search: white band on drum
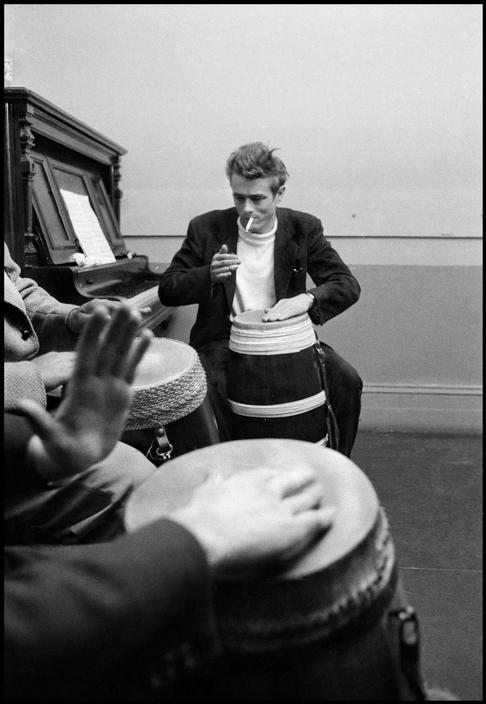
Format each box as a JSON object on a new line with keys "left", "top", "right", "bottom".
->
{"left": 227, "top": 390, "right": 326, "bottom": 418}
{"left": 229, "top": 318, "right": 316, "bottom": 355}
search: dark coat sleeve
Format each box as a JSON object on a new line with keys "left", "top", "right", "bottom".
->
{"left": 158, "top": 216, "right": 215, "bottom": 306}
{"left": 303, "top": 214, "right": 361, "bottom": 325}
{"left": 4, "top": 412, "right": 47, "bottom": 494}
{"left": 4, "top": 519, "right": 220, "bottom": 700}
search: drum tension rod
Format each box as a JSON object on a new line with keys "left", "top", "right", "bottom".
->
{"left": 147, "top": 426, "right": 174, "bottom": 464}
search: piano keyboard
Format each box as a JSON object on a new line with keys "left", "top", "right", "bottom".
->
{"left": 85, "top": 281, "right": 173, "bottom": 331}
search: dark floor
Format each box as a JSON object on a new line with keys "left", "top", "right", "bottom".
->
{"left": 351, "top": 431, "right": 483, "bottom": 702}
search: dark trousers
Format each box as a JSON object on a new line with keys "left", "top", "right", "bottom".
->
{"left": 197, "top": 339, "right": 362, "bottom": 458}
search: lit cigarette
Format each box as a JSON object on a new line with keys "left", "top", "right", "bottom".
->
{"left": 245, "top": 217, "right": 254, "bottom": 232}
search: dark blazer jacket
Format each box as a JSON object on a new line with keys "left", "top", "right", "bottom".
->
{"left": 158, "top": 207, "right": 360, "bottom": 349}
{"left": 4, "top": 411, "right": 47, "bottom": 494}
{"left": 4, "top": 413, "right": 220, "bottom": 701}
{"left": 5, "top": 523, "right": 219, "bottom": 701}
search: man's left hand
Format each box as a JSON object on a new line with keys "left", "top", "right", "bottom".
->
{"left": 66, "top": 299, "right": 122, "bottom": 334}
{"left": 262, "top": 293, "right": 313, "bottom": 322}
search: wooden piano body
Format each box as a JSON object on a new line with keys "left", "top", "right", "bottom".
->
{"left": 4, "top": 87, "right": 173, "bottom": 332}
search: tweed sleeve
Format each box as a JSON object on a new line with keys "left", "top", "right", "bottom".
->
{"left": 4, "top": 361, "right": 47, "bottom": 410}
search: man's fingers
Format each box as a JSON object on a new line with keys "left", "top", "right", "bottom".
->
{"left": 293, "top": 506, "right": 336, "bottom": 539}
{"left": 274, "top": 507, "right": 336, "bottom": 565}
{"left": 262, "top": 304, "right": 282, "bottom": 320}
{"left": 73, "top": 306, "right": 111, "bottom": 377}
{"left": 262, "top": 311, "right": 291, "bottom": 322}
{"left": 214, "top": 258, "right": 239, "bottom": 269}
{"left": 103, "top": 300, "right": 122, "bottom": 313}
{"left": 262, "top": 297, "right": 306, "bottom": 322}
{"left": 262, "top": 303, "right": 289, "bottom": 321}
{"left": 315, "top": 506, "right": 336, "bottom": 529}
{"left": 216, "top": 267, "right": 238, "bottom": 278}
{"left": 266, "top": 468, "right": 318, "bottom": 498}
{"left": 97, "top": 306, "right": 142, "bottom": 377}
{"left": 284, "top": 484, "right": 327, "bottom": 513}
{"left": 211, "top": 245, "right": 239, "bottom": 283}
{"left": 124, "top": 329, "right": 154, "bottom": 384}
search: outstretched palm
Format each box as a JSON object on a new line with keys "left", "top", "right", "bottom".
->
{"left": 17, "top": 305, "right": 152, "bottom": 480}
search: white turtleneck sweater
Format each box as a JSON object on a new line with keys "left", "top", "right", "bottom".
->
{"left": 231, "top": 217, "right": 278, "bottom": 320}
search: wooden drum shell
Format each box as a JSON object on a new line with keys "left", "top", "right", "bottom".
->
{"left": 227, "top": 312, "right": 327, "bottom": 444}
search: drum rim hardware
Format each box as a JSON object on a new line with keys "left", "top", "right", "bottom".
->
{"left": 147, "top": 426, "right": 174, "bottom": 463}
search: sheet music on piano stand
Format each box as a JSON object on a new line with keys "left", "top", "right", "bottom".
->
{"left": 60, "top": 189, "right": 116, "bottom": 265}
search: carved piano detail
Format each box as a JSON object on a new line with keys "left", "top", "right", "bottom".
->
{"left": 4, "top": 87, "right": 173, "bottom": 332}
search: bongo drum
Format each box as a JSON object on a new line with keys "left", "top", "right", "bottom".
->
{"left": 227, "top": 311, "right": 328, "bottom": 445}
{"left": 121, "top": 337, "right": 221, "bottom": 465}
{"left": 124, "top": 440, "right": 426, "bottom": 701}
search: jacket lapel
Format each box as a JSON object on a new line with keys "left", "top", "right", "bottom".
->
{"left": 274, "top": 210, "right": 299, "bottom": 300}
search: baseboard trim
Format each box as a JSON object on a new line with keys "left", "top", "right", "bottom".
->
{"left": 360, "top": 383, "right": 482, "bottom": 433}
{"left": 363, "top": 383, "right": 482, "bottom": 397}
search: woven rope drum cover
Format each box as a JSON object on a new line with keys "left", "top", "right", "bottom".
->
{"left": 125, "top": 337, "right": 207, "bottom": 430}
{"left": 121, "top": 338, "right": 220, "bottom": 464}
{"left": 227, "top": 311, "right": 328, "bottom": 443}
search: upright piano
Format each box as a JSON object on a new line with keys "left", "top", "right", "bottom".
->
{"left": 4, "top": 87, "right": 173, "bottom": 332}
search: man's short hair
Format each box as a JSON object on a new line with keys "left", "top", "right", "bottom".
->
{"left": 225, "top": 142, "right": 289, "bottom": 194}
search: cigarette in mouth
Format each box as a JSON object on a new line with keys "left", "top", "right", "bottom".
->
{"left": 245, "top": 217, "right": 254, "bottom": 232}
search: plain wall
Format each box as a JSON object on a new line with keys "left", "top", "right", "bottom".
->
{"left": 4, "top": 4, "right": 482, "bottom": 431}
{"left": 4, "top": 4, "right": 482, "bottom": 239}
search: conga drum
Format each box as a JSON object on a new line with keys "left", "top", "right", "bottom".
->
{"left": 121, "top": 337, "right": 221, "bottom": 465}
{"left": 227, "top": 311, "right": 328, "bottom": 445}
{"left": 124, "top": 439, "right": 426, "bottom": 701}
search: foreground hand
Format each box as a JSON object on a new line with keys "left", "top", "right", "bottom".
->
{"left": 66, "top": 298, "right": 124, "bottom": 334}
{"left": 171, "top": 467, "right": 335, "bottom": 577}
{"left": 32, "top": 351, "right": 77, "bottom": 391}
{"left": 262, "top": 293, "right": 313, "bottom": 322}
{"left": 17, "top": 304, "right": 153, "bottom": 481}
{"left": 210, "top": 244, "right": 240, "bottom": 283}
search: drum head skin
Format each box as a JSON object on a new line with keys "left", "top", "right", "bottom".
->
{"left": 131, "top": 337, "right": 197, "bottom": 388}
{"left": 231, "top": 309, "right": 311, "bottom": 330}
{"left": 125, "top": 439, "right": 377, "bottom": 578}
